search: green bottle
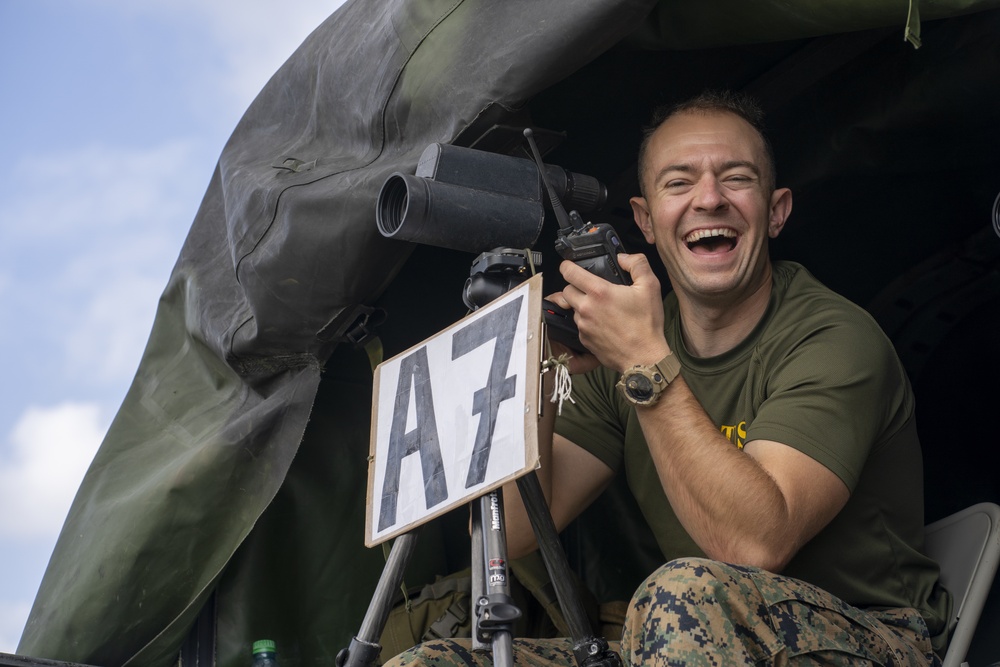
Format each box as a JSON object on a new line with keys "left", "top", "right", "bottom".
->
{"left": 251, "top": 640, "right": 278, "bottom": 667}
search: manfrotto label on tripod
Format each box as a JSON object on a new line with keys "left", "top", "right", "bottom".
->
{"left": 365, "top": 275, "right": 543, "bottom": 546}
{"left": 488, "top": 558, "right": 507, "bottom": 585}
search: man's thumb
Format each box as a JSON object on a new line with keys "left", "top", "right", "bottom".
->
{"left": 619, "top": 252, "right": 651, "bottom": 279}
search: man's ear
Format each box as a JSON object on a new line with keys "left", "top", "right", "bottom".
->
{"left": 630, "top": 196, "right": 656, "bottom": 244}
{"left": 768, "top": 187, "right": 793, "bottom": 238}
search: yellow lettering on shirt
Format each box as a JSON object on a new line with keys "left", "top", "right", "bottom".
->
{"left": 720, "top": 421, "right": 747, "bottom": 449}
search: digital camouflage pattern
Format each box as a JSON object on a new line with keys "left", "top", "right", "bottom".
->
{"left": 624, "top": 558, "right": 940, "bottom": 666}
{"left": 385, "top": 558, "right": 941, "bottom": 666}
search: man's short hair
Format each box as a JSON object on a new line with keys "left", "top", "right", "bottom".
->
{"left": 637, "top": 90, "right": 777, "bottom": 195}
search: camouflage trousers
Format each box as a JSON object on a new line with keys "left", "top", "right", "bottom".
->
{"left": 383, "top": 558, "right": 941, "bottom": 666}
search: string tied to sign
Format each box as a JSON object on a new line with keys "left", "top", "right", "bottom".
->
{"left": 541, "top": 353, "right": 574, "bottom": 415}
{"left": 521, "top": 248, "right": 575, "bottom": 414}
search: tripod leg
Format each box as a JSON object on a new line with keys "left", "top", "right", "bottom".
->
{"left": 470, "top": 499, "right": 486, "bottom": 652}
{"left": 337, "top": 530, "right": 420, "bottom": 667}
{"left": 515, "top": 472, "right": 591, "bottom": 638}
{"left": 516, "top": 472, "right": 622, "bottom": 667}
{"left": 473, "top": 489, "right": 521, "bottom": 667}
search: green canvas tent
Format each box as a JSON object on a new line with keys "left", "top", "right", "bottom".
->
{"left": 15, "top": 1, "right": 1000, "bottom": 666}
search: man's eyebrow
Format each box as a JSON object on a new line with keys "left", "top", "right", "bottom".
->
{"left": 652, "top": 160, "right": 761, "bottom": 184}
{"left": 652, "top": 164, "right": 693, "bottom": 183}
{"left": 721, "top": 160, "right": 761, "bottom": 176}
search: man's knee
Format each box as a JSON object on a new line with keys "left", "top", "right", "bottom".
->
{"left": 624, "top": 559, "right": 777, "bottom": 665}
{"left": 634, "top": 557, "right": 744, "bottom": 602}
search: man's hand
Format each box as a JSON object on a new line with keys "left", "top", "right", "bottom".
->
{"left": 552, "top": 253, "right": 669, "bottom": 372}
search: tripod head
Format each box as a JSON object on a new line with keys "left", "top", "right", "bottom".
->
{"left": 463, "top": 248, "right": 542, "bottom": 312}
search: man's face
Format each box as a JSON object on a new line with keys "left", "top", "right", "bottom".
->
{"left": 630, "top": 110, "right": 791, "bottom": 306}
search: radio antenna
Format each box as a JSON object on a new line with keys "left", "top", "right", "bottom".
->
{"left": 523, "top": 128, "right": 581, "bottom": 232}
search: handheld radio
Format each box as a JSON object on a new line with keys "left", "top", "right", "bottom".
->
{"left": 524, "top": 129, "right": 631, "bottom": 351}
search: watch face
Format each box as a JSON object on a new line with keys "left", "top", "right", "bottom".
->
{"left": 625, "top": 373, "right": 655, "bottom": 402}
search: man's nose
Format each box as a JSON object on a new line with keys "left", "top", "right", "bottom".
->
{"left": 692, "top": 176, "right": 728, "bottom": 212}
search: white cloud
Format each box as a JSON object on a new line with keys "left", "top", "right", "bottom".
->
{"left": 2, "top": 140, "right": 201, "bottom": 240}
{"left": 0, "top": 140, "right": 204, "bottom": 392}
{"left": 0, "top": 407, "right": 120, "bottom": 655}
{"left": 0, "top": 403, "right": 106, "bottom": 539}
{"left": 188, "top": 0, "right": 347, "bottom": 106}
{"left": 78, "top": 0, "right": 348, "bottom": 120}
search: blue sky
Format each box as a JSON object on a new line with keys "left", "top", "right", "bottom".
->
{"left": 0, "top": 0, "right": 344, "bottom": 652}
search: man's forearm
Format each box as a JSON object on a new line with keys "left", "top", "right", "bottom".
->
{"left": 636, "top": 375, "right": 798, "bottom": 571}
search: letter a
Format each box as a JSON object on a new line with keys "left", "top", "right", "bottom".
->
{"left": 378, "top": 347, "right": 447, "bottom": 532}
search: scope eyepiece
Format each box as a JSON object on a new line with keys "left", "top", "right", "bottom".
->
{"left": 548, "top": 168, "right": 607, "bottom": 213}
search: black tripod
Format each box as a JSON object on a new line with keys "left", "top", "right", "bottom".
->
{"left": 337, "top": 250, "right": 620, "bottom": 667}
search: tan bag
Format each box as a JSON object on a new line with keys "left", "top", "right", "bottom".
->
{"left": 378, "top": 570, "right": 474, "bottom": 664}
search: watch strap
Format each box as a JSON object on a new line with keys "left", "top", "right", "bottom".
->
{"left": 653, "top": 352, "right": 681, "bottom": 385}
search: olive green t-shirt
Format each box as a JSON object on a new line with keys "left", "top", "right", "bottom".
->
{"left": 556, "top": 261, "right": 951, "bottom": 646}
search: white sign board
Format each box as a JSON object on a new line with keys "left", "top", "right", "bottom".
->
{"left": 365, "top": 275, "right": 543, "bottom": 546}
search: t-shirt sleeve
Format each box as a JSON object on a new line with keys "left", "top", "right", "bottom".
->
{"left": 553, "top": 366, "right": 628, "bottom": 472}
{"left": 746, "top": 313, "right": 913, "bottom": 492}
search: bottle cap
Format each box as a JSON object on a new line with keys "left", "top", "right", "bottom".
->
{"left": 252, "top": 640, "right": 277, "bottom": 655}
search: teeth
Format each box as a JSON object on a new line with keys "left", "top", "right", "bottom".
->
{"left": 685, "top": 228, "right": 737, "bottom": 243}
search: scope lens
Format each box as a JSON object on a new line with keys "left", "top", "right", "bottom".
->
{"left": 376, "top": 175, "right": 409, "bottom": 237}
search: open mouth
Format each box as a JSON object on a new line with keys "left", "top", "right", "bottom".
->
{"left": 685, "top": 228, "right": 738, "bottom": 254}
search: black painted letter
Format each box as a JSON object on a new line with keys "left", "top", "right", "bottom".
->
{"left": 378, "top": 346, "right": 447, "bottom": 531}
{"left": 452, "top": 296, "right": 522, "bottom": 488}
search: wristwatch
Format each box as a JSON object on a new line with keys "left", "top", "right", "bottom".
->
{"left": 616, "top": 352, "right": 681, "bottom": 406}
